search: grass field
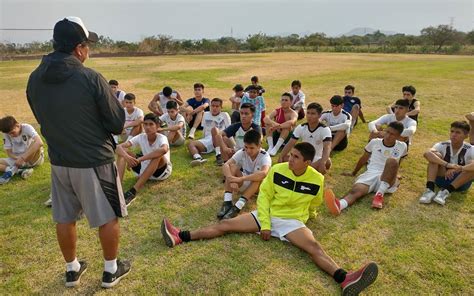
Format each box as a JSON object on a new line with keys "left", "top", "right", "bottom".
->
{"left": 0, "top": 52, "right": 473, "bottom": 295}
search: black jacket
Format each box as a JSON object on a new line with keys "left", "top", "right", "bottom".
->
{"left": 27, "top": 51, "right": 125, "bottom": 168}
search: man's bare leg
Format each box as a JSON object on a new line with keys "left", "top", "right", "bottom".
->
{"left": 56, "top": 222, "right": 77, "bottom": 262}
{"left": 350, "top": 105, "right": 360, "bottom": 129}
{"left": 379, "top": 158, "right": 399, "bottom": 186}
{"left": 190, "top": 213, "right": 259, "bottom": 240}
{"left": 130, "top": 125, "right": 143, "bottom": 137}
{"left": 331, "top": 130, "right": 347, "bottom": 150}
{"left": 98, "top": 218, "right": 120, "bottom": 260}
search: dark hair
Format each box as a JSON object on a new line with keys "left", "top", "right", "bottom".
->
{"left": 124, "top": 93, "right": 135, "bottom": 101}
{"left": 344, "top": 85, "right": 355, "bottom": 92}
{"left": 211, "top": 97, "right": 223, "bottom": 106}
{"left": 291, "top": 80, "right": 301, "bottom": 87}
{"left": 194, "top": 83, "right": 204, "bottom": 90}
{"left": 451, "top": 121, "right": 470, "bottom": 134}
{"left": 281, "top": 92, "right": 293, "bottom": 100}
{"left": 0, "top": 116, "right": 18, "bottom": 133}
{"left": 307, "top": 102, "right": 323, "bottom": 114}
{"left": 109, "top": 80, "right": 119, "bottom": 86}
{"left": 246, "top": 85, "right": 259, "bottom": 92}
{"left": 143, "top": 113, "right": 159, "bottom": 123}
{"left": 162, "top": 86, "right": 173, "bottom": 97}
{"left": 233, "top": 84, "right": 244, "bottom": 92}
{"left": 330, "top": 95, "right": 343, "bottom": 105}
{"left": 251, "top": 76, "right": 259, "bottom": 83}
{"left": 395, "top": 99, "right": 410, "bottom": 108}
{"left": 240, "top": 102, "right": 256, "bottom": 113}
{"left": 402, "top": 85, "right": 416, "bottom": 96}
{"left": 243, "top": 129, "right": 262, "bottom": 145}
{"left": 166, "top": 100, "right": 178, "bottom": 110}
{"left": 388, "top": 121, "right": 404, "bottom": 135}
{"left": 294, "top": 142, "right": 316, "bottom": 162}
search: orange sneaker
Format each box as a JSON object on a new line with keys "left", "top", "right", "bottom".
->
{"left": 371, "top": 192, "right": 384, "bottom": 209}
{"left": 324, "top": 189, "right": 341, "bottom": 216}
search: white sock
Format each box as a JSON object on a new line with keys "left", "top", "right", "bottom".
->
{"left": 189, "top": 127, "right": 196, "bottom": 135}
{"left": 339, "top": 199, "right": 348, "bottom": 210}
{"left": 215, "top": 147, "right": 221, "bottom": 156}
{"left": 267, "top": 137, "right": 274, "bottom": 150}
{"left": 126, "top": 135, "right": 132, "bottom": 142}
{"left": 224, "top": 191, "right": 233, "bottom": 202}
{"left": 66, "top": 258, "right": 80, "bottom": 272}
{"left": 104, "top": 258, "right": 118, "bottom": 274}
{"left": 7, "top": 166, "right": 18, "bottom": 175}
{"left": 193, "top": 154, "right": 201, "bottom": 160}
{"left": 235, "top": 197, "right": 247, "bottom": 210}
{"left": 273, "top": 138, "right": 285, "bottom": 151}
{"left": 377, "top": 181, "right": 390, "bottom": 195}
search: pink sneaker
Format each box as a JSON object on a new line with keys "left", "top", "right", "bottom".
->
{"left": 161, "top": 218, "right": 183, "bottom": 248}
{"left": 341, "top": 262, "right": 378, "bottom": 295}
{"left": 371, "top": 192, "right": 384, "bottom": 209}
{"left": 324, "top": 189, "right": 341, "bottom": 216}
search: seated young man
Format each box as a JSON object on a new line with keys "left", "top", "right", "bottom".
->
{"left": 109, "top": 79, "right": 126, "bottom": 107}
{"left": 278, "top": 103, "right": 332, "bottom": 175}
{"left": 212, "top": 103, "right": 262, "bottom": 166}
{"left": 241, "top": 85, "right": 266, "bottom": 126}
{"left": 325, "top": 122, "right": 407, "bottom": 213}
{"left": 159, "top": 101, "right": 186, "bottom": 147}
{"left": 320, "top": 95, "right": 352, "bottom": 152}
{"left": 0, "top": 116, "right": 44, "bottom": 184}
{"left": 342, "top": 85, "right": 366, "bottom": 129}
{"left": 217, "top": 130, "right": 271, "bottom": 220}
{"left": 244, "top": 75, "right": 265, "bottom": 96}
{"left": 386, "top": 85, "right": 420, "bottom": 122}
{"left": 188, "top": 98, "right": 231, "bottom": 166}
{"left": 369, "top": 99, "right": 417, "bottom": 147}
{"left": 116, "top": 113, "right": 172, "bottom": 205}
{"left": 179, "top": 83, "right": 210, "bottom": 139}
{"left": 289, "top": 80, "right": 306, "bottom": 120}
{"left": 229, "top": 84, "right": 245, "bottom": 123}
{"left": 161, "top": 142, "right": 379, "bottom": 295}
{"left": 115, "top": 93, "right": 143, "bottom": 143}
{"left": 466, "top": 112, "right": 474, "bottom": 145}
{"left": 264, "top": 92, "right": 298, "bottom": 156}
{"left": 148, "top": 86, "right": 183, "bottom": 116}
{"left": 419, "top": 121, "right": 473, "bottom": 205}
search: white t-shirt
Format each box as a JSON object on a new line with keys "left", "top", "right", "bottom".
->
{"left": 231, "top": 148, "right": 272, "bottom": 176}
{"left": 368, "top": 114, "right": 417, "bottom": 144}
{"left": 289, "top": 90, "right": 306, "bottom": 109}
{"left": 292, "top": 123, "right": 332, "bottom": 162}
{"left": 124, "top": 107, "right": 144, "bottom": 132}
{"left": 158, "top": 91, "right": 178, "bottom": 114}
{"left": 202, "top": 111, "right": 231, "bottom": 138}
{"left": 115, "top": 90, "right": 126, "bottom": 104}
{"left": 159, "top": 113, "right": 186, "bottom": 136}
{"left": 365, "top": 138, "right": 407, "bottom": 173}
{"left": 432, "top": 141, "right": 473, "bottom": 166}
{"left": 3, "top": 123, "right": 40, "bottom": 156}
{"left": 129, "top": 133, "right": 171, "bottom": 174}
{"left": 320, "top": 110, "right": 352, "bottom": 135}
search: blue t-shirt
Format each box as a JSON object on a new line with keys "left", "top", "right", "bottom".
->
{"left": 187, "top": 97, "right": 210, "bottom": 111}
{"left": 342, "top": 96, "right": 362, "bottom": 113}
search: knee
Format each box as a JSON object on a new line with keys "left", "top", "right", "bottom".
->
{"left": 353, "top": 104, "right": 360, "bottom": 111}
{"left": 211, "top": 127, "right": 219, "bottom": 136}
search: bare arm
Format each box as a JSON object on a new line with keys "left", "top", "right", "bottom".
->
{"left": 124, "top": 116, "right": 144, "bottom": 128}
{"left": 240, "top": 165, "right": 270, "bottom": 182}
{"left": 279, "top": 111, "right": 298, "bottom": 129}
{"left": 191, "top": 102, "right": 209, "bottom": 114}
{"left": 351, "top": 151, "right": 371, "bottom": 176}
{"left": 386, "top": 101, "right": 396, "bottom": 114}
{"left": 174, "top": 92, "right": 184, "bottom": 106}
{"left": 160, "top": 122, "right": 184, "bottom": 132}
{"left": 278, "top": 138, "right": 297, "bottom": 162}
{"left": 138, "top": 145, "right": 169, "bottom": 162}
{"left": 406, "top": 100, "right": 420, "bottom": 116}
{"left": 20, "top": 135, "right": 43, "bottom": 160}
{"left": 148, "top": 94, "right": 163, "bottom": 115}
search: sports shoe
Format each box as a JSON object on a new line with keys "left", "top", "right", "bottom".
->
{"left": 217, "top": 201, "right": 233, "bottom": 219}
{"left": 188, "top": 132, "right": 195, "bottom": 139}
{"left": 324, "top": 189, "right": 341, "bottom": 216}
{"left": 0, "top": 170, "right": 14, "bottom": 185}
{"left": 216, "top": 154, "right": 224, "bottom": 166}
{"left": 20, "top": 168, "right": 34, "bottom": 179}
{"left": 190, "top": 157, "right": 207, "bottom": 167}
{"left": 419, "top": 188, "right": 436, "bottom": 204}
{"left": 65, "top": 260, "right": 88, "bottom": 287}
{"left": 371, "top": 192, "right": 384, "bottom": 209}
{"left": 101, "top": 259, "right": 131, "bottom": 288}
{"left": 161, "top": 218, "right": 183, "bottom": 248}
{"left": 433, "top": 189, "right": 450, "bottom": 206}
{"left": 44, "top": 195, "right": 52, "bottom": 207}
{"left": 341, "top": 262, "right": 378, "bottom": 296}
{"left": 222, "top": 205, "right": 240, "bottom": 220}
{"left": 124, "top": 190, "right": 137, "bottom": 206}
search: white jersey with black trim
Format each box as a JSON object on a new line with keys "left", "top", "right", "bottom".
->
{"left": 320, "top": 110, "right": 352, "bottom": 135}
{"left": 432, "top": 141, "right": 473, "bottom": 166}
{"left": 201, "top": 111, "right": 231, "bottom": 138}
{"left": 364, "top": 138, "right": 407, "bottom": 173}
{"left": 2, "top": 123, "right": 41, "bottom": 156}
{"left": 231, "top": 148, "right": 272, "bottom": 176}
{"left": 292, "top": 123, "right": 332, "bottom": 162}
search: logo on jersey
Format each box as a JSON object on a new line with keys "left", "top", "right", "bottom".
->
{"left": 300, "top": 185, "right": 311, "bottom": 191}
{"left": 383, "top": 150, "right": 391, "bottom": 157}
{"left": 282, "top": 181, "right": 289, "bottom": 184}
{"left": 350, "top": 99, "right": 355, "bottom": 103}
{"left": 392, "top": 149, "right": 400, "bottom": 158}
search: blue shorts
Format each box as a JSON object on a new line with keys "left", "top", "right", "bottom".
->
{"left": 435, "top": 174, "right": 472, "bottom": 192}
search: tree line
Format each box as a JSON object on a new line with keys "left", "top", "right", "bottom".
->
{"left": 2, "top": 24, "right": 474, "bottom": 57}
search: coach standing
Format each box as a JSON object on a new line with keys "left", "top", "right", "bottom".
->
{"left": 26, "top": 17, "right": 130, "bottom": 288}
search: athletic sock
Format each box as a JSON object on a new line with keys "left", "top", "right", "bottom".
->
{"left": 104, "top": 258, "right": 118, "bottom": 274}
{"left": 215, "top": 147, "right": 221, "bottom": 156}
{"left": 193, "top": 154, "right": 202, "bottom": 160}
{"left": 129, "top": 187, "right": 137, "bottom": 195}
{"left": 235, "top": 196, "right": 248, "bottom": 210}
{"left": 224, "top": 191, "right": 233, "bottom": 202}
{"left": 273, "top": 137, "right": 285, "bottom": 151}
{"left": 426, "top": 181, "right": 435, "bottom": 192}
{"left": 376, "top": 181, "right": 390, "bottom": 195}
{"left": 446, "top": 184, "right": 456, "bottom": 193}
{"left": 333, "top": 268, "right": 347, "bottom": 284}
{"left": 266, "top": 136, "right": 274, "bottom": 150}
{"left": 339, "top": 199, "right": 348, "bottom": 210}
{"left": 179, "top": 230, "right": 191, "bottom": 242}
{"left": 126, "top": 135, "right": 132, "bottom": 142}
{"left": 66, "top": 258, "right": 81, "bottom": 272}
{"left": 189, "top": 127, "right": 196, "bottom": 135}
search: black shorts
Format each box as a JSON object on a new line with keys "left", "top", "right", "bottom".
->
{"left": 131, "top": 162, "right": 168, "bottom": 178}
{"left": 189, "top": 114, "right": 204, "bottom": 130}
{"left": 332, "top": 134, "right": 348, "bottom": 151}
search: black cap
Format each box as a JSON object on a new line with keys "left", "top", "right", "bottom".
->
{"left": 330, "top": 95, "right": 343, "bottom": 105}
{"left": 53, "top": 17, "right": 98, "bottom": 52}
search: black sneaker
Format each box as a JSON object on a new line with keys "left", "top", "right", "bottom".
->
{"left": 124, "top": 190, "right": 136, "bottom": 206}
{"left": 217, "top": 201, "right": 233, "bottom": 219}
{"left": 216, "top": 154, "right": 224, "bottom": 166}
{"left": 65, "top": 260, "right": 87, "bottom": 287}
{"left": 101, "top": 259, "right": 131, "bottom": 289}
{"left": 222, "top": 206, "right": 240, "bottom": 220}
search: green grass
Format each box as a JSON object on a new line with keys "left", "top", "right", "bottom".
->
{"left": 0, "top": 52, "right": 473, "bottom": 294}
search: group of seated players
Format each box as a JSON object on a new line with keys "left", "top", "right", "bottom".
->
{"left": 1, "top": 77, "right": 474, "bottom": 294}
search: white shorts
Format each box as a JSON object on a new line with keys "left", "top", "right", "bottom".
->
{"left": 198, "top": 136, "right": 215, "bottom": 153}
{"left": 239, "top": 180, "right": 251, "bottom": 193}
{"left": 355, "top": 170, "right": 400, "bottom": 194}
{"left": 251, "top": 210, "right": 307, "bottom": 242}
{"left": 1, "top": 152, "right": 44, "bottom": 168}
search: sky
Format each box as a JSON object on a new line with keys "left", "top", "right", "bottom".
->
{"left": 1, "top": 0, "right": 473, "bottom": 44}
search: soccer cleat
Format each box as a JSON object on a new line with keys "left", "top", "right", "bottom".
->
{"left": 188, "top": 133, "right": 195, "bottom": 139}
{"left": 20, "top": 168, "right": 34, "bottom": 179}
{"left": 341, "top": 262, "right": 378, "bottom": 296}
{"left": 217, "top": 201, "right": 233, "bottom": 219}
{"left": 161, "top": 218, "right": 183, "bottom": 248}
{"left": 216, "top": 154, "right": 224, "bottom": 166}
{"left": 222, "top": 206, "right": 240, "bottom": 220}
{"left": 65, "top": 260, "right": 88, "bottom": 288}
{"left": 324, "top": 189, "right": 341, "bottom": 216}
{"left": 124, "top": 190, "right": 137, "bottom": 206}
{"left": 433, "top": 189, "right": 450, "bottom": 206}
{"left": 419, "top": 188, "right": 436, "bottom": 204}
{"left": 101, "top": 259, "right": 131, "bottom": 288}
{"left": 371, "top": 192, "right": 384, "bottom": 209}
{"left": 0, "top": 171, "right": 14, "bottom": 185}
{"left": 190, "top": 158, "right": 207, "bottom": 167}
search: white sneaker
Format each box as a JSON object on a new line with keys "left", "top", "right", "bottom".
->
{"left": 433, "top": 189, "right": 450, "bottom": 205}
{"left": 44, "top": 195, "right": 52, "bottom": 207}
{"left": 419, "top": 189, "right": 436, "bottom": 204}
{"left": 190, "top": 158, "right": 207, "bottom": 167}
{"left": 188, "top": 133, "right": 195, "bottom": 139}
{"left": 20, "top": 168, "right": 34, "bottom": 179}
